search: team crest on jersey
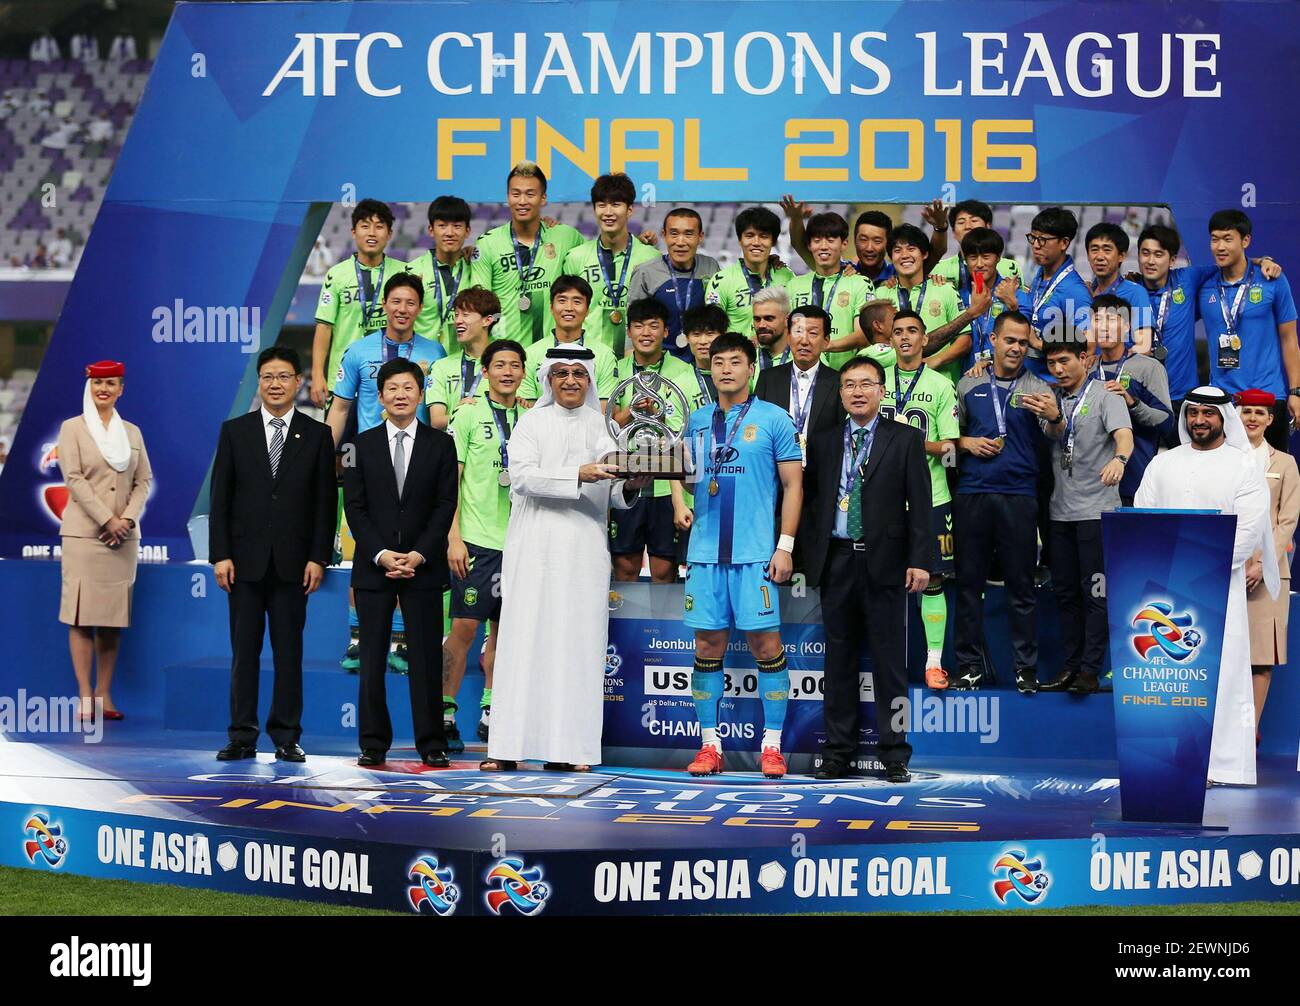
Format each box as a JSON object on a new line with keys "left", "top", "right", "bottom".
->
{"left": 545, "top": 243, "right": 556, "bottom": 259}
{"left": 929, "top": 301, "right": 942, "bottom": 317}
{"left": 1172, "top": 287, "right": 1186, "bottom": 305}
{"left": 1250, "top": 286, "right": 1263, "bottom": 303}
{"left": 743, "top": 424, "right": 758, "bottom": 442}
{"left": 837, "top": 291, "right": 850, "bottom": 308}
{"left": 464, "top": 587, "right": 479, "bottom": 607}
{"left": 684, "top": 594, "right": 694, "bottom": 611}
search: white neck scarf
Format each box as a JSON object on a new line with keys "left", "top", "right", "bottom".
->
{"left": 82, "top": 379, "right": 131, "bottom": 472}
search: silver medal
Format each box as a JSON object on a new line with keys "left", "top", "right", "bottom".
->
{"left": 518, "top": 294, "right": 531, "bottom": 312}
{"left": 498, "top": 471, "right": 511, "bottom": 487}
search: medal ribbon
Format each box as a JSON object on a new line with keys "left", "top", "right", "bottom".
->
{"left": 1217, "top": 264, "right": 1255, "bottom": 337}
{"left": 841, "top": 421, "right": 875, "bottom": 499}
{"left": 893, "top": 364, "right": 926, "bottom": 415}
{"left": 598, "top": 240, "right": 635, "bottom": 312}
{"left": 790, "top": 365, "right": 818, "bottom": 439}
{"left": 489, "top": 398, "right": 517, "bottom": 473}
{"left": 354, "top": 256, "right": 387, "bottom": 331}
{"left": 988, "top": 370, "right": 1018, "bottom": 439}
{"left": 1031, "top": 260, "right": 1076, "bottom": 327}
{"left": 512, "top": 224, "right": 543, "bottom": 304}
{"left": 709, "top": 397, "right": 755, "bottom": 475}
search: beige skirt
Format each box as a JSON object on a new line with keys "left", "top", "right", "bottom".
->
{"left": 1247, "top": 576, "right": 1290, "bottom": 666}
{"left": 59, "top": 536, "right": 139, "bottom": 628}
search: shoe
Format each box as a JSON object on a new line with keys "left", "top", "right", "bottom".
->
{"left": 444, "top": 720, "right": 464, "bottom": 754}
{"left": 884, "top": 762, "right": 911, "bottom": 783}
{"left": 1038, "top": 669, "right": 1077, "bottom": 692}
{"left": 275, "top": 743, "right": 306, "bottom": 763}
{"left": 101, "top": 709, "right": 125, "bottom": 721}
{"left": 388, "top": 643, "right": 409, "bottom": 674}
{"left": 357, "top": 749, "right": 386, "bottom": 767}
{"left": 760, "top": 747, "right": 787, "bottom": 779}
{"left": 925, "top": 665, "right": 949, "bottom": 690}
{"left": 1098, "top": 670, "right": 1114, "bottom": 693}
{"left": 1015, "top": 667, "right": 1039, "bottom": 694}
{"left": 216, "top": 741, "right": 256, "bottom": 761}
{"left": 1034, "top": 565, "right": 1052, "bottom": 589}
{"left": 949, "top": 667, "right": 982, "bottom": 690}
{"left": 1068, "top": 673, "right": 1100, "bottom": 695}
{"left": 686, "top": 744, "right": 723, "bottom": 776}
{"left": 341, "top": 640, "right": 360, "bottom": 672}
{"left": 421, "top": 752, "right": 450, "bottom": 768}
{"left": 815, "top": 759, "right": 849, "bottom": 780}
{"left": 477, "top": 709, "right": 490, "bottom": 743}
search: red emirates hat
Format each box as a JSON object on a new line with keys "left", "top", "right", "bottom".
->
{"left": 85, "top": 360, "right": 125, "bottom": 378}
{"left": 1234, "top": 388, "right": 1275, "bottom": 407}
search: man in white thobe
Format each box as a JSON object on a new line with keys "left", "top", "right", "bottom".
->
{"left": 1135, "top": 386, "right": 1279, "bottom": 785}
{"left": 483, "top": 347, "right": 648, "bottom": 771}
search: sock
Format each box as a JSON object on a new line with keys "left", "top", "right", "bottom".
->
{"left": 921, "top": 588, "right": 947, "bottom": 663}
{"left": 756, "top": 653, "right": 790, "bottom": 738}
{"left": 442, "top": 696, "right": 457, "bottom": 724}
{"left": 762, "top": 728, "right": 783, "bottom": 751}
{"left": 701, "top": 727, "right": 720, "bottom": 750}
{"left": 479, "top": 687, "right": 493, "bottom": 709}
{"left": 691, "top": 656, "right": 724, "bottom": 739}
{"left": 348, "top": 608, "right": 359, "bottom": 633}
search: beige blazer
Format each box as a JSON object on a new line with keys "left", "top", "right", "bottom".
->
{"left": 56, "top": 416, "right": 153, "bottom": 539}
{"left": 1252, "top": 444, "right": 1300, "bottom": 577}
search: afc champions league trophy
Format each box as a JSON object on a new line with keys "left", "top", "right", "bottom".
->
{"left": 603, "top": 369, "right": 693, "bottom": 480}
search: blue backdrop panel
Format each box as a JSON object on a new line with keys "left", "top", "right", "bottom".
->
{"left": 4, "top": 1, "right": 1300, "bottom": 558}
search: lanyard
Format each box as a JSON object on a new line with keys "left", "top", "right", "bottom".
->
{"left": 961, "top": 281, "right": 997, "bottom": 358}
{"left": 1099, "top": 353, "right": 1129, "bottom": 383}
{"left": 1216, "top": 265, "right": 1255, "bottom": 337}
{"left": 694, "top": 367, "right": 714, "bottom": 405}
{"left": 381, "top": 333, "right": 412, "bottom": 364}
{"left": 1152, "top": 286, "right": 1171, "bottom": 341}
{"left": 988, "top": 371, "right": 1018, "bottom": 438}
{"left": 1091, "top": 274, "right": 1121, "bottom": 298}
{"left": 742, "top": 263, "right": 771, "bottom": 297}
{"left": 813, "top": 265, "right": 846, "bottom": 309}
{"left": 354, "top": 256, "right": 386, "bottom": 330}
{"left": 666, "top": 255, "right": 696, "bottom": 317}
{"left": 511, "top": 224, "right": 542, "bottom": 296}
{"left": 1031, "top": 260, "right": 1076, "bottom": 327}
{"left": 898, "top": 279, "right": 928, "bottom": 314}
{"left": 1063, "top": 381, "right": 1093, "bottom": 458}
{"left": 489, "top": 399, "right": 517, "bottom": 470}
{"left": 841, "top": 421, "right": 876, "bottom": 499}
{"left": 597, "top": 240, "right": 634, "bottom": 309}
{"left": 790, "top": 365, "right": 817, "bottom": 436}
{"left": 460, "top": 352, "right": 482, "bottom": 398}
{"left": 431, "top": 258, "right": 464, "bottom": 325}
{"left": 760, "top": 347, "right": 791, "bottom": 371}
{"left": 893, "top": 364, "right": 925, "bottom": 415}
{"left": 710, "top": 398, "right": 755, "bottom": 470}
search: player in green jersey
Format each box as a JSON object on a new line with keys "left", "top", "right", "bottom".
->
{"left": 518, "top": 275, "right": 620, "bottom": 405}
{"left": 881, "top": 309, "right": 961, "bottom": 691}
{"left": 561, "top": 172, "right": 660, "bottom": 358}
{"left": 781, "top": 195, "right": 950, "bottom": 285}
{"left": 856, "top": 300, "right": 899, "bottom": 371}
{"left": 929, "top": 199, "right": 1023, "bottom": 293}
{"left": 407, "top": 195, "right": 480, "bottom": 353}
{"left": 784, "top": 212, "right": 873, "bottom": 370}
{"left": 704, "top": 206, "right": 794, "bottom": 340}
{"left": 312, "top": 199, "right": 407, "bottom": 406}
{"left": 472, "top": 161, "right": 585, "bottom": 347}
{"left": 443, "top": 339, "right": 527, "bottom": 752}
{"left": 608, "top": 299, "right": 698, "bottom": 584}
{"left": 426, "top": 287, "right": 500, "bottom": 430}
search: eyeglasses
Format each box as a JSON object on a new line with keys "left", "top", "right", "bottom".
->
{"left": 550, "top": 369, "right": 590, "bottom": 381}
{"left": 1025, "top": 233, "right": 1062, "bottom": 248}
{"left": 259, "top": 373, "right": 297, "bottom": 385}
{"left": 841, "top": 380, "right": 884, "bottom": 391}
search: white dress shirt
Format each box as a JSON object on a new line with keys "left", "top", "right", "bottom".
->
{"left": 790, "top": 361, "right": 817, "bottom": 422}
{"left": 260, "top": 405, "right": 295, "bottom": 451}
{"left": 375, "top": 419, "right": 423, "bottom": 567}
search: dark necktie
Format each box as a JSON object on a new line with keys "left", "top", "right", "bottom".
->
{"left": 847, "top": 428, "right": 867, "bottom": 540}
{"left": 268, "top": 417, "right": 285, "bottom": 479}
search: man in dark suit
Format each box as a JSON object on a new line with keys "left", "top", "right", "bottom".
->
{"left": 210, "top": 347, "right": 336, "bottom": 763}
{"left": 754, "top": 304, "right": 845, "bottom": 456}
{"left": 343, "top": 357, "right": 458, "bottom": 768}
{"left": 799, "top": 355, "right": 933, "bottom": 782}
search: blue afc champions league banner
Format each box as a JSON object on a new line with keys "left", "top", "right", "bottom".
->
{"left": 4, "top": 0, "right": 1300, "bottom": 557}
{"left": 1102, "top": 510, "right": 1236, "bottom": 825}
{"left": 603, "top": 583, "right": 880, "bottom": 771}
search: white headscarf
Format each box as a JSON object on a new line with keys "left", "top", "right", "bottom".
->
{"left": 534, "top": 350, "right": 601, "bottom": 413}
{"left": 1179, "top": 386, "right": 1279, "bottom": 597}
{"left": 82, "top": 378, "right": 131, "bottom": 472}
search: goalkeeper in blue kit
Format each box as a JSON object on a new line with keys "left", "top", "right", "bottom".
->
{"left": 671, "top": 333, "right": 804, "bottom": 778}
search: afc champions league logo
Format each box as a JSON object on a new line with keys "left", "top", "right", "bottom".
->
{"left": 24, "top": 811, "right": 68, "bottom": 869}
{"left": 605, "top": 643, "right": 623, "bottom": 677}
{"left": 992, "top": 849, "right": 1050, "bottom": 905}
{"left": 407, "top": 855, "right": 460, "bottom": 915}
{"left": 484, "top": 857, "right": 551, "bottom": 915}
{"left": 1131, "top": 601, "right": 1203, "bottom": 663}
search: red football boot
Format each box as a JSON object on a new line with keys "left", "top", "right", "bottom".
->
{"left": 760, "top": 747, "right": 787, "bottom": 779}
{"left": 687, "top": 745, "right": 724, "bottom": 776}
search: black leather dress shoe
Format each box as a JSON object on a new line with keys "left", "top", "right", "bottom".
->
{"left": 1068, "top": 673, "right": 1100, "bottom": 695}
{"left": 1015, "top": 667, "right": 1039, "bottom": 694}
{"left": 1037, "top": 669, "right": 1077, "bottom": 692}
{"left": 216, "top": 741, "right": 256, "bottom": 761}
{"left": 421, "top": 752, "right": 450, "bottom": 768}
{"left": 357, "top": 749, "right": 386, "bottom": 767}
{"left": 275, "top": 743, "right": 306, "bottom": 763}
{"left": 815, "top": 760, "right": 849, "bottom": 780}
{"left": 884, "top": 762, "right": 911, "bottom": 783}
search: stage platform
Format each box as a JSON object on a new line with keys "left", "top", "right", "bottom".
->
{"left": 4, "top": 729, "right": 1300, "bottom": 915}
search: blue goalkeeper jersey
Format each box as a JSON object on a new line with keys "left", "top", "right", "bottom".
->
{"left": 685, "top": 396, "right": 801, "bottom": 566}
